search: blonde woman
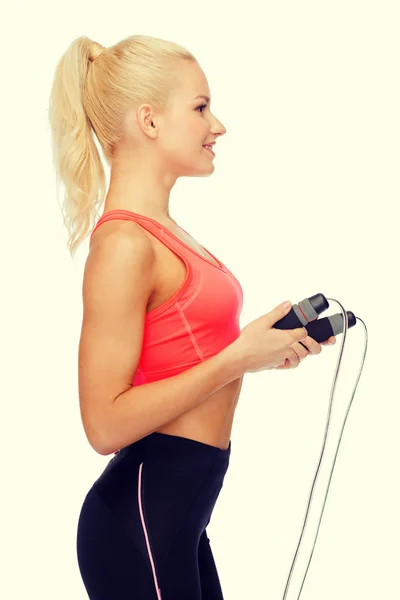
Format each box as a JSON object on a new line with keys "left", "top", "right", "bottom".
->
{"left": 48, "top": 34, "right": 335, "bottom": 599}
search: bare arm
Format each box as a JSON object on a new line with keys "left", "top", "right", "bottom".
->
{"left": 78, "top": 223, "right": 245, "bottom": 456}
{"left": 98, "top": 343, "right": 243, "bottom": 455}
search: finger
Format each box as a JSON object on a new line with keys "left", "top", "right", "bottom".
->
{"left": 293, "top": 342, "right": 310, "bottom": 362}
{"left": 276, "top": 358, "right": 292, "bottom": 370}
{"left": 299, "top": 336, "right": 322, "bottom": 355}
{"left": 275, "top": 361, "right": 288, "bottom": 370}
{"left": 287, "top": 349, "right": 301, "bottom": 369}
{"left": 321, "top": 336, "right": 337, "bottom": 346}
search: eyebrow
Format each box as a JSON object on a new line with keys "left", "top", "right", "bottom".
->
{"left": 194, "top": 95, "right": 211, "bottom": 103}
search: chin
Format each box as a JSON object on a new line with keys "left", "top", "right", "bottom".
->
{"left": 196, "top": 164, "right": 215, "bottom": 177}
{"left": 181, "top": 161, "right": 215, "bottom": 177}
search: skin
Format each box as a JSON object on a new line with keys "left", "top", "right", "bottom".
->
{"left": 104, "top": 60, "right": 225, "bottom": 222}
{"left": 103, "top": 59, "right": 336, "bottom": 366}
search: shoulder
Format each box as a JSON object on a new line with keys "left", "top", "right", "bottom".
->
{"left": 86, "top": 218, "right": 157, "bottom": 284}
{"left": 89, "top": 217, "right": 155, "bottom": 258}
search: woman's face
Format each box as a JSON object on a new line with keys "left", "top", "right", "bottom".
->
{"left": 158, "top": 61, "right": 227, "bottom": 176}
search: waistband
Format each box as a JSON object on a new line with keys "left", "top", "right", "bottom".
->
{"left": 118, "top": 432, "right": 231, "bottom": 480}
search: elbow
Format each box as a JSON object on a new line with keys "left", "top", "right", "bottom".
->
{"left": 81, "top": 404, "right": 120, "bottom": 455}
{"left": 87, "top": 433, "right": 109, "bottom": 456}
{"left": 89, "top": 429, "right": 116, "bottom": 456}
{"left": 89, "top": 427, "right": 128, "bottom": 456}
{"left": 97, "top": 441, "right": 119, "bottom": 456}
{"left": 82, "top": 403, "right": 139, "bottom": 456}
{"left": 89, "top": 437, "right": 116, "bottom": 456}
{"left": 83, "top": 422, "right": 113, "bottom": 456}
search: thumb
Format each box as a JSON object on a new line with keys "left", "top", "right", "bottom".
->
{"left": 266, "top": 300, "right": 294, "bottom": 326}
{"left": 266, "top": 301, "right": 308, "bottom": 338}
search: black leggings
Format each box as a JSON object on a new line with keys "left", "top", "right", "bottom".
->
{"left": 76, "top": 431, "right": 231, "bottom": 599}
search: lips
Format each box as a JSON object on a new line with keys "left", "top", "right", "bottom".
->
{"left": 203, "top": 145, "right": 215, "bottom": 155}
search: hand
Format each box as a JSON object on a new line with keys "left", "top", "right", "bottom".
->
{"left": 276, "top": 335, "right": 337, "bottom": 370}
{"left": 232, "top": 301, "right": 310, "bottom": 374}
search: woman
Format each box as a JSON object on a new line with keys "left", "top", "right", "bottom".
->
{"left": 48, "top": 34, "right": 335, "bottom": 599}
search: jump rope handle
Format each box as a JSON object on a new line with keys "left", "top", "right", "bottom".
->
{"left": 273, "top": 292, "right": 357, "bottom": 344}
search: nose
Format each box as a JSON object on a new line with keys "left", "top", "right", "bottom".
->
{"left": 210, "top": 115, "right": 227, "bottom": 138}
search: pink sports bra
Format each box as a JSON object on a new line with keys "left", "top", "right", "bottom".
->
{"left": 90, "top": 209, "right": 244, "bottom": 386}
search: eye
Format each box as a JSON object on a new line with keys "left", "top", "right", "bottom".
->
{"left": 196, "top": 103, "right": 208, "bottom": 113}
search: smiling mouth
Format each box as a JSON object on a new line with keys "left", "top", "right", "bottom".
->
{"left": 203, "top": 146, "right": 215, "bottom": 156}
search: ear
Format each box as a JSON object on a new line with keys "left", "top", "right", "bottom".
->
{"left": 136, "top": 103, "right": 160, "bottom": 139}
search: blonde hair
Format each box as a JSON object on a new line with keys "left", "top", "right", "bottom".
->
{"left": 47, "top": 35, "right": 196, "bottom": 258}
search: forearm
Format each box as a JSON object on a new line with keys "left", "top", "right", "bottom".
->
{"left": 95, "top": 343, "right": 245, "bottom": 455}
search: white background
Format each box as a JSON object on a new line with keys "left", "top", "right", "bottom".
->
{"left": 1, "top": 0, "right": 399, "bottom": 598}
